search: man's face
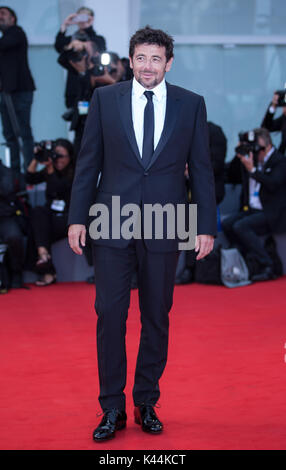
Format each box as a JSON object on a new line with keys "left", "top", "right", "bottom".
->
{"left": 257, "top": 137, "right": 270, "bottom": 163}
{"left": 0, "top": 8, "right": 15, "bottom": 29}
{"left": 129, "top": 43, "right": 173, "bottom": 89}
{"left": 54, "top": 146, "right": 71, "bottom": 171}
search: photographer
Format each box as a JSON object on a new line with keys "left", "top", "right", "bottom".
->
{"left": 0, "top": 159, "right": 27, "bottom": 289}
{"left": 261, "top": 90, "right": 286, "bottom": 155}
{"left": 0, "top": 6, "right": 35, "bottom": 178}
{"left": 208, "top": 121, "right": 227, "bottom": 205}
{"left": 54, "top": 6, "right": 106, "bottom": 110}
{"left": 26, "top": 139, "right": 74, "bottom": 286}
{"left": 222, "top": 128, "right": 286, "bottom": 281}
{"left": 59, "top": 43, "right": 131, "bottom": 157}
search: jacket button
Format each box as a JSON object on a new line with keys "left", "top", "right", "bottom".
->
{"left": 144, "top": 171, "right": 149, "bottom": 176}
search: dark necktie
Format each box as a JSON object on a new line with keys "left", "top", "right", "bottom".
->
{"left": 142, "top": 90, "right": 154, "bottom": 169}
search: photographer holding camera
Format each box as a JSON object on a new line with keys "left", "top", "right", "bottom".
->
{"left": 222, "top": 128, "right": 286, "bottom": 281}
{"left": 55, "top": 6, "right": 106, "bottom": 111}
{"left": 0, "top": 6, "right": 35, "bottom": 179}
{"left": 261, "top": 90, "right": 286, "bottom": 155}
{"left": 26, "top": 139, "right": 74, "bottom": 286}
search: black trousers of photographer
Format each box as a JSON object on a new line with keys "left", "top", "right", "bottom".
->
{"left": 0, "top": 92, "right": 34, "bottom": 176}
{"left": 31, "top": 206, "right": 68, "bottom": 252}
{"left": 221, "top": 208, "right": 273, "bottom": 267}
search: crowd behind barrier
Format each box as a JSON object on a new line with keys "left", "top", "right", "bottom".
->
{"left": 1, "top": 5, "right": 286, "bottom": 294}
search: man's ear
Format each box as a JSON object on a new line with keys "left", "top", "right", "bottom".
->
{"left": 129, "top": 56, "right": 133, "bottom": 70}
{"left": 165, "top": 57, "right": 174, "bottom": 73}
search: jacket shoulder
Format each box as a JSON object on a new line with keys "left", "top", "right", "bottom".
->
{"left": 11, "top": 25, "right": 26, "bottom": 37}
{"left": 96, "top": 80, "right": 132, "bottom": 97}
{"left": 271, "top": 149, "right": 286, "bottom": 164}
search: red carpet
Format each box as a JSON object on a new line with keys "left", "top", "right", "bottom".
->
{"left": 1, "top": 278, "right": 286, "bottom": 450}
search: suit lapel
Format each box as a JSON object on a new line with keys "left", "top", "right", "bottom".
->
{"left": 117, "top": 80, "right": 181, "bottom": 170}
{"left": 263, "top": 149, "right": 277, "bottom": 172}
{"left": 146, "top": 81, "right": 181, "bottom": 170}
{"left": 117, "top": 80, "right": 143, "bottom": 167}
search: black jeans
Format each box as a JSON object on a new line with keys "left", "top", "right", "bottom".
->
{"left": 31, "top": 206, "right": 68, "bottom": 251}
{"left": 222, "top": 209, "right": 273, "bottom": 267}
{"left": 0, "top": 91, "right": 34, "bottom": 176}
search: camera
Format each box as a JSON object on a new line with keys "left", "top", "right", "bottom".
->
{"left": 34, "top": 141, "right": 62, "bottom": 163}
{"left": 90, "top": 53, "right": 114, "bottom": 77}
{"left": 274, "top": 89, "right": 286, "bottom": 107}
{"left": 235, "top": 130, "right": 265, "bottom": 162}
{"left": 65, "top": 46, "right": 88, "bottom": 63}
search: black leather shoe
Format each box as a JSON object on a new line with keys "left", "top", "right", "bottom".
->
{"left": 93, "top": 408, "right": 127, "bottom": 442}
{"left": 134, "top": 405, "right": 163, "bottom": 434}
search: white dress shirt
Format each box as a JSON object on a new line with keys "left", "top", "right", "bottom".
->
{"left": 249, "top": 146, "right": 275, "bottom": 210}
{"left": 131, "top": 77, "right": 167, "bottom": 157}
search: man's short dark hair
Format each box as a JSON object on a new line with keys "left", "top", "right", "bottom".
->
{"left": 254, "top": 128, "right": 273, "bottom": 147}
{"left": 0, "top": 6, "right": 17, "bottom": 24}
{"left": 129, "top": 25, "right": 174, "bottom": 62}
{"left": 77, "top": 6, "right": 94, "bottom": 17}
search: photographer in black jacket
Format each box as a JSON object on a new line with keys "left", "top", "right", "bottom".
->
{"left": 222, "top": 128, "right": 286, "bottom": 281}
{"left": 208, "top": 121, "right": 227, "bottom": 205}
{"left": 261, "top": 90, "right": 286, "bottom": 155}
{"left": 0, "top": 6, "right": 35, "bottom": 178}
{"left": 26, "top": 139, "right": 74, "bottom": 286}
{"left": 54, "top": 6, "right": 106, "bottom": 110}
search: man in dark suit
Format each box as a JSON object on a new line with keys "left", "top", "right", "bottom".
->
{"left": 0, "top": 6, "right": 35, "bottom": 177}
{"left": 261, "top": 91, "right": 286, "bottom": 155}
{"left": 68, "top": 26, "right": 217, "bottom": 441}
{"left": 208, "top": 121, "right": 227, "bottom": 205}
{"left": 223, "top": 127, "right": 286, "bottom": 281}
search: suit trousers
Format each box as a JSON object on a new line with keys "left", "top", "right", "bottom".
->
{"left": 92, "top": 238, "right": 179, "bottom": 412}
{"left": 221, "top": 209, "right": 273, "bottom": 267}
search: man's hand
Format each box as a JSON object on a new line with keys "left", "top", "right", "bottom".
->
{"left": 69, "top": 57, "right": 87, "bottom": 74}
{"left": 68, "top": 224, "right": 86, "bottom": 255}
{"left": 66, "top": 39, "right": 86, "bottom": 52}
{"left": 90, "top": 67, "right": 116, "bottom": 87}
{"left": 195, "top": 235, "right": 214, "bottom": 260}
{"left": 60, "top": 13, "right": 77, "bottom": 32}
{"left": 237, "top": 151, "right": 254, "bottom": 172}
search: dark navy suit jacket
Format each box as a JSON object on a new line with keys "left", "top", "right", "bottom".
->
{"left": 68, "top": 79, "right": 217, "bottom": 251}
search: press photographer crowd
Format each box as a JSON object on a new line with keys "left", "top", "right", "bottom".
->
{"left": 1, "top": 5, "right": 286, "bottom": 293}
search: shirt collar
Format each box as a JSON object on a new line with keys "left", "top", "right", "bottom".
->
{"left": 264, "top": 146, "right": 275, "bottom": 164}
{"left": 132, "top": 77, "right": 166, "bottom": 102}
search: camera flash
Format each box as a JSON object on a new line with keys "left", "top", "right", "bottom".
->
{"left": 101, "top": 53, "right": 111, "bottom": 66}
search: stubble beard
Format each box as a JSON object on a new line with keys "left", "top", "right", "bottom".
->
{"left": 138, "top": 76, "right": 159, "bottom": 90}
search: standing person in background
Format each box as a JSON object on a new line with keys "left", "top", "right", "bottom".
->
{"left": 208, "top": 121, "right": 227, "bottom": 206}
{"left": 0, "top": 6, "right": 35, "bottom": 180}
{"left": 54, "top": 6, "right": 106, "bottom": 111}
{"left": 261, "top": 91, "right": 286, "bottom": 155}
